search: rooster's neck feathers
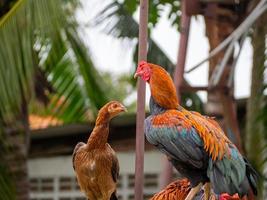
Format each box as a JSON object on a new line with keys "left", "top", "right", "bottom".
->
{"left": 149, "top": 97, "right": 166, "bottom": 115}
{"left": 149, "top": 64, "right": 179, "bottom": 109}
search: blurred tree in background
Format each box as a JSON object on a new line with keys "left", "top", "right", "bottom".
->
{"left": 245, "top": 2, "right": 267, "bottom": 197}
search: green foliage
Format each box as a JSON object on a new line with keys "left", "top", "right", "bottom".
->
{"left": 95, "top": 0, "right": 181, "bottom": 37}
{"left": 0, "top": 127, "right": 16, "bottom": 200}
{"left": 0, "top": 163, "right": 16, "bottom": 200}
{"left": 0, "top": 0, "right": 19, "bottom": 18}
{"left": 258, "top": 67, "right": 267, "bottom": 171}
{"left": 100, "top": 0, "right": 181, "bottom": 29}
{"left": 0, "top": 0, "right": 35, "bottom": 126}
{"left": 0, "top": 0, "right": 112, "bottom": 125}
{"left": 36, "top": 27, "right": 111, "bottom": 122}
{"left": 245, "top": 13, "right": 267, "bottom": 198}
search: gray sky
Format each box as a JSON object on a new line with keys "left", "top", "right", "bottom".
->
{"left": 76, "top": 0, "right": 252, "bottom": 103}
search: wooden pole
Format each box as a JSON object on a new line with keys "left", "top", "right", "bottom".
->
{"left": 160, "top": 0, "right": 191, "bottom": 188}
{"left": 174, "top": 0, "right": 191, "bottom": 93}
{"left": 134, "top": 0, "right": 148, "bottom": 199}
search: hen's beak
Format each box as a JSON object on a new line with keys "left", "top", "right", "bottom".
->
{"left": 120, "top": 105, "right": 127, "bottom": 112}
{"left": 134, "top": 72, "right": 139, "bottom": 79}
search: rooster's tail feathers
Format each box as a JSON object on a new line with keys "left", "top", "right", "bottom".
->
{"left": 244, "top": 157, "right": 258, "bottom": 196}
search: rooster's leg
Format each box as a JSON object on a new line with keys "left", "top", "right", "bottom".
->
{"left": 203, "top": 182, "right": 211, "bottom": 200}
{"left": 185, "top": 182, "right": 202, "bottom": 200}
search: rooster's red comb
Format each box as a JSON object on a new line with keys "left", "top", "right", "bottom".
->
{"left": 138, "top": 60, "right": 148, "bottom": 68}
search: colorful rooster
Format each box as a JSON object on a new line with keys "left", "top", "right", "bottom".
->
{"left": 150, "top": 178, "right": 241, "bottom": 200}
{"left": 134, "top": 62, "right": 258, "bottom": 200}
{"left": 72, "top": 101, "right": 127, "bottom": 200}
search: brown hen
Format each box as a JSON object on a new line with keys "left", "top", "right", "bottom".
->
{"left": 72, "top": 101, "right": 127, "bottom": 200}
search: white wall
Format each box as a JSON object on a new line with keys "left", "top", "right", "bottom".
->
{"left": 28, "top": 150, "right": 166, "bottom": 200}
{"left": 28, "top": 150, "right": 164, "bottom": 176}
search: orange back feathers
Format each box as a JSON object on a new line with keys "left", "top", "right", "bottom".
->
{"left": 182, "top": 108, "right": 231, "bottom": 160}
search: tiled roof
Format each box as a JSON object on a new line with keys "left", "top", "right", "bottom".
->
{"left": 29, "top": 114, "right": 63, "bottom": 130}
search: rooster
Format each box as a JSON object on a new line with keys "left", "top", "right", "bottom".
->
{"left": 72, "top": 101, "right": 127, "bottom": 200}
{"left": 150, "top": 178, "right": 241, "bottom": 200}
{"left": 134, "top": 61, "right": 258, "bottom": 200}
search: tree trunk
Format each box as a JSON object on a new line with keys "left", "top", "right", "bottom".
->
{"left": 3, "top": 100, "right": 30, "bottom": 200}
{"left": 5, "top": 131, "right": 30, "bottom": 200}
{"left": 245, "top": 7, "right": 267, "bottom": 197}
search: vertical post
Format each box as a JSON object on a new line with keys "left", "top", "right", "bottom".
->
{"left": 174, "top": 0, "right": 191, "bottom": 93}
{"left": 160, "top": 0, "right": 191, "bottom": 188}
{"left": 134, "top": 0, "right": 148, "bottom": 199}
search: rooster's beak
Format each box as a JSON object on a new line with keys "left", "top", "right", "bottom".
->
{"left": 134, "top": 72, "right": 139, "bottom": 79}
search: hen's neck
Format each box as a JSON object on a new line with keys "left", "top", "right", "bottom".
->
{"left": 149, "top": 97, "right": 166, "bottom": 115}
{"left": 87, "top": 110, "right": 110, "bottom": 149}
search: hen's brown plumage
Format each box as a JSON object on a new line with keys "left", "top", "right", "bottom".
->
{"left": 72, "top": 101, "right": 126, "bottom": 200}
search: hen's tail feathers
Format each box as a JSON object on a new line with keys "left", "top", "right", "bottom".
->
{"left": 244, "top": 157, "right": 259, "bottom": 196}
{"left": 72, "top": 142, "right": 85, "bottom": 170}
{"left": 110, "top": 192, "right": 118, "bottom": 200}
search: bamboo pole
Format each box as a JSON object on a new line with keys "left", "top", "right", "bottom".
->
{"left": 134, "top": 0, "right": 148, "bottom": 199}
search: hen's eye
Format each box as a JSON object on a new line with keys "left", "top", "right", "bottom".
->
{"left": 113, "top": 104, "right": 118, "bottom": 108}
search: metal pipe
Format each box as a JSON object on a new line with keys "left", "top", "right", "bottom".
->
{"left": 160, "top": 0, "right": 191, "bottom": 188}
{"left": 134, "top": 0, "right": 148, "bottom": 199}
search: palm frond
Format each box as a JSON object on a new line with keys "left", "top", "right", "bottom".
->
{"left": 36, "top": 26, "right": 111, "bottom": 122}
{"left": 94, "top": 0, "right": 181, "bottom": 35}
{"left": 66, "top": 28, "right": 109, "bottom": 110}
